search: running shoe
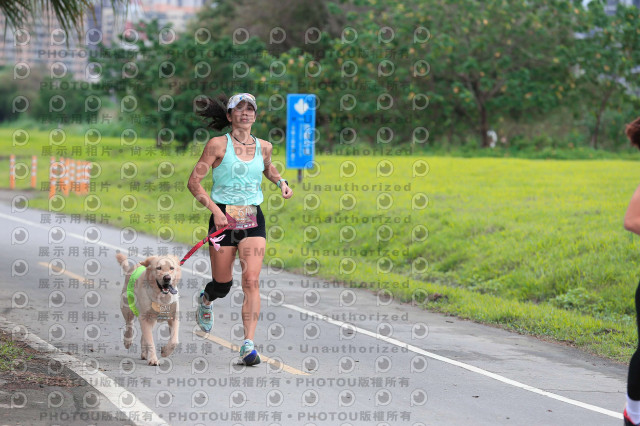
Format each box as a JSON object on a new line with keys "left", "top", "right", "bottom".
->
{"left": 196, "top": 291, "right": 213, "bottom": 333}
{"left": 239, "top": 339, "right": 261, "bottom": 366}
{"left": 625, "top": 408, "right": 639, "bottom": 426}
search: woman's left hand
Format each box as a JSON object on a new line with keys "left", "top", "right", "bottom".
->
{"left": 281, "top": 183, "right": 293, "bottom": 199}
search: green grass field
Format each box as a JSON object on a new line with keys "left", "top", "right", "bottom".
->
{"left": 3, "top": 128, "right": 640, "bottom": 362}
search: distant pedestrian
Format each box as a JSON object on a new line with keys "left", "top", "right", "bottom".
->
{"left": 622, "top": 116, "right": 640, "bottom": 425}
{"left": 187, "top": 93, "right": 293, "bottom": 365}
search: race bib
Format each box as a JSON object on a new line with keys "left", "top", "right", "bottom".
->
{"left": 225, "top": 205, "right": 258, "bottom": 230}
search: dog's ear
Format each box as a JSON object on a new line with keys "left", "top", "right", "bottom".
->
{"left": 140, "top": 256, "right": 157, "bottom": 268}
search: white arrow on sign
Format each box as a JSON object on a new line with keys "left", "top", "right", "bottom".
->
{"left": 294, "top": 99, "right": 309, "bottom": 115}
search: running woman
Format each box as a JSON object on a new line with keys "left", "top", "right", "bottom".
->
{"left": 623, "top": 116, "right": 640, "bottom": 425}
{"left": 187, "top": 93, "right": 293, "bottom": 365}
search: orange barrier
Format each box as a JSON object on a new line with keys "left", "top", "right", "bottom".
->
{"left": 10, "top": 155, "right": 38, "bottom": 189}
{"left": 10, "top": 155, "right": 90, "bottom": 198}
{"left": 9, "top": 155, "right": 15, "bottom": 190}
{"left": 49, "top": 157, "right": 92, "bottom": 198}
{"left": 85, "top": 162, "right": 92, "bottom": 194}
{"left": 49, "top": 156, "right": 57, "bottom": 199}
{"left": 62, "top": 157, "right": 71, "bottom": 197}
{"left": 30, "top": 156, "right": 36, "bottom": 189}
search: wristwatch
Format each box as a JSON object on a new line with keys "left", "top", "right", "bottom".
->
{"left": 277, "top": 178, "right": 288, "bottom": 188}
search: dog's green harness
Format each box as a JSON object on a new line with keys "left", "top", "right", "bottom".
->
{"left": 127, "top": 266, "right": 146, "bottom": 317}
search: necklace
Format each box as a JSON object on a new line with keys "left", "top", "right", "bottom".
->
{"left": 231, "top": 132, "right": 255, "bottom": 146}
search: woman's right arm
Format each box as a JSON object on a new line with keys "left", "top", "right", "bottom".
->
{"left": 624, "top": 184, "right": 640, "bottom": 236}
{"left": 187, "top": 138, "right": 225, "bottom": 223}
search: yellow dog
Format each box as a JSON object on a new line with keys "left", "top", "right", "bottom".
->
{"left": 116, "top": 252, "right": 180, "bottom": 365}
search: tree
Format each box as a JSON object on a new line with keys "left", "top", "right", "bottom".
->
{"left": 571, "top": 1, "right": 640, "bottom": 149}
{"left": 1, "top": 0, "right": 129, "bottom": 38}
{"left": 425, "top": 0, "right": 578, "bottom": 147}
{"left": 32, "top": 75, "right": 100, "bottom": 123}
{"left": 187, "top": 0, "right": 344, "bottom": 58}
{"left": 185, "top": 0, "right": 236, "bottom": 39}
{"left": 0, "top": 65, "right": 46, "bottom": 121}
{"left": 95, "top": 19, "right": 270, "bottom": 149}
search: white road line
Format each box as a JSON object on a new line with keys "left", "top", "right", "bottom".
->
{"left": 0, "top": 316, "right": 168, "bottom": 426}
{"left": 1, "top": 210, "right": 624, "bottom": 420}
{"left": 0, "top": 211, "right": 124, "bottom": 253}
{"left": 281, "top": 302, "right": 623, "bottom": 420}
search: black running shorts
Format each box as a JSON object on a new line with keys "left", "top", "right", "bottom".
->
{"left": 208, "top": 204, "right": 266, "bottom": 247}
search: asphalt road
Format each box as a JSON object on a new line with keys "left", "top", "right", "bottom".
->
{"left": 0, "top": 191, "right": 629, "bottom": 425}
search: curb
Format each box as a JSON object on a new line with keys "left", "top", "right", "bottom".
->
{"left": 0, "top": 316, "right": 168, "bottom": 426}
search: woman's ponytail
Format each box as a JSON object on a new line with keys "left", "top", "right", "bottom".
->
{"left": 196, "top": 94, "right": 231, "bottom": 131}
{"left": 626, "top": 117, "right": 640, "bottom": 149}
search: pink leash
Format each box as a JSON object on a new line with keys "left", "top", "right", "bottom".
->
{"left": 180, "top": 225, "right": 229, "bottom": 266}
{"left": 179, "top": 211, "right": 257, "bottom": 266}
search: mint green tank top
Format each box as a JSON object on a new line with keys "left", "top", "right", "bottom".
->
{"left": 210, "top": 133, "right": 264, "bottom": 205}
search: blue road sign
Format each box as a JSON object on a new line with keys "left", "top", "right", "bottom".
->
{"left": 286, "top": 94, "right": 316, "bottom": 169}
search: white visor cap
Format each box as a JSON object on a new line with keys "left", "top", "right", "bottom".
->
{"left": 227, "top": 93, "right": 257, "bottom": 111}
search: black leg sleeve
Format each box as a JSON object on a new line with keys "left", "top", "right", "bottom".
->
{"left": 628, "top": 281, "right": 640, "bottom": 399}
{"left": 204, "top": 279, "right": 233, "bottom": 302}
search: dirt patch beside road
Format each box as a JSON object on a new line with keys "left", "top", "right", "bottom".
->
{"left": 0, "top": 329, "right": 83, "bottom": 390}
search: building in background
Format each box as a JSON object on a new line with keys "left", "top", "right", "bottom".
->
{"left": 604, "top": 0, "right": 640, "bottom": 14}
{"left": 0, "top": 0, "right": 124, "bottom": 80}
{"left": 137, "top": 0, "right": 205, "bottom": 33}
{"left": 0, "top": 0, "right": 205, "bottom": 80}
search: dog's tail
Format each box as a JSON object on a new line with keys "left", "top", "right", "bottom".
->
{"left": 116, "top": 252, "right": 135, "bottom": 274}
